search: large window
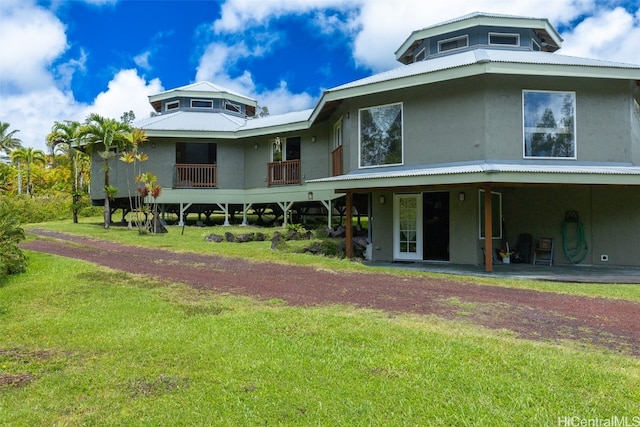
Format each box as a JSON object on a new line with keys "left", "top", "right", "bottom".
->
{"left": 523, "top": 90, "right": 576, "bottom": 158}
{"left": 438, "top": 35, "right": 468, "bottom": 53}
{"left": 359, "top": 103, "right": 403, "bottom": 168}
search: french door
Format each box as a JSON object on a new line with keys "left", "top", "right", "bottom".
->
{"left": 393, "top": 193, "right": 423, "bottom": 260}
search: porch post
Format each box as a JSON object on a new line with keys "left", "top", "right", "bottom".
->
{"left": 484, "top": 186, "right": 493, "bottom": 272}
{"left": 345, "top": 192, "right": 353, "bottom": 259}
{"left": 320, "top": 199, "right": 333, "bottom": 229}
{"left": 216, "top": 203, "right": 230, "bottom": 226}
{"left": 241, "top": 203, "right": 253, "bottom": 226}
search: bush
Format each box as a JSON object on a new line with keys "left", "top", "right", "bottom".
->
{"left": 0, "top": 194, "right": 97, "bottom": 223}
{"left": 0, "top": 198, "right": 26, "bottom": 280}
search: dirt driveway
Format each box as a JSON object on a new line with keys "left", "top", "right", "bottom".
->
{"left": 22, "top": 229, "right": 640, "bottom": 356}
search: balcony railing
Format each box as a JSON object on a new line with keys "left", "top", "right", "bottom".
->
{"left": 268, "top": 159, "right": 301, "bottom": 186}
{"left": 175, "top": 164, "right": 217, "bottom": 188}
{"left": 332, "top": 145, "right": 343, "bottom": 176}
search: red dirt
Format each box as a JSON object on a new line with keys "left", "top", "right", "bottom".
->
{"left": 21, "top": 229, "right": 640, "bottom": 356}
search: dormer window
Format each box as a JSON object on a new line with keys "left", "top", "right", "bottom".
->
{"left": 489, "top": 33, "right": 519, "bottom": 46}
{"left": 438, "top": 35, "right": 468, "bottom": 53}
{"left": 165, "top": 100, "right": 179, "bottom": 111}
{"left": 414, "top": 47, "right": 426, "bottom": 62}
{"left": 191, "top": 99, "right": 213, "bottom": 109}
{"left": 532, "top": 39, "right": 541, "bottom": 51}
{"left": 224, "top": 101, "right": 242, "bottom": 114}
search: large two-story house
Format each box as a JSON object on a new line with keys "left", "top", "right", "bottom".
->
{"left": 91, "top": 12, "right": 640, "bottom": 270}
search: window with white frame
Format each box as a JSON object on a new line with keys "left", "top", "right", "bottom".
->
{"left": 165, "top": 100, "right": 179, "bottom": 111}
{"left": 489, "top": 32, "right": 519, "bottom": 46}
{"left": 532, "top": 39, "right": 541, "bottom": 51}
{"left": 333, "top": 117, "right": 343, "bottom": 149}
{"left": 414, "top": 47, "right": 426, "bottom": 62}
{"left": 438, "top": 35, "right": 468, "bottom": 53}
{"left": 523, "top": 90, "right": 576, "bottom": 158}
{"left": 191, "top": 99, "right": 213, "bottom": 109}
{"left": 224, "top": 101, "right": 241, "bottom": 114}
{"left": 359, "top": 103, "right": 403, "bottom": 168}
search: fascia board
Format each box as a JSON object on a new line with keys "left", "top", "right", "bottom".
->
{"left": 157, "top": 187, "right": 342, "bottom": 204}
{"left": 483, "top": 62, "right": 640, "bottom": 80}
{"left": 144, "top": 122, "right": 311, "bottom": 140}
{"left": 311, "top": 171, "right": 640, "bottom": 192}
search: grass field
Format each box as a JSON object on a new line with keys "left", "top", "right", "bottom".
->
{"left": 1, "top": 219, "right": 638, "bottom": 425}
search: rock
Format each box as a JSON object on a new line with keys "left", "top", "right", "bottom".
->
{"left": 224, "top": 232, "right": 235, "bottom": 242}
{"left": 235, "top": 233, "right": 255, "bottom": 243}
{"left": 205, "top": 233, "right": 224, "bottom": 242}
{"left": 271, "top": 231, "right": 284, "bottom": 250}
{"left": 255, "top": 232, "right": 266, "bottom": 241}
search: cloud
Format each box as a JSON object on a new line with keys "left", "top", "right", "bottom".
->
{"left": 0, "top": 1, "right": 163, "bottom": 151}
{"left": 560, "top": 6, "right": 640, "bottom": 65}
{"left": 0, "top": 0, "right": 68, "bottom": 93}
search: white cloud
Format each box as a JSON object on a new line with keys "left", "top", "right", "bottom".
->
{"left": 81, "top": 69, "right": 163, "bottom": 122}
{"left": 0, "top": 0, "right": 67, "bottom": 92}
{"left": 0, "top": 1, "right": 163, "bottom": 151}
{"left": 560, "top": 7, "right": 640, "bottom": 65}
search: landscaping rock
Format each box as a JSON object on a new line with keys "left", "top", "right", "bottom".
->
{"left": 235, "top": 233, "right": 255, "bottom": 243}
{"left": 205, "top": 233, "right": 224, "bottom": 242}
{"left": 224, "top": 232, "right": 235, "bottom": 242}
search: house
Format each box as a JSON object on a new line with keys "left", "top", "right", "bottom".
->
{"left": 91, "top": 12, "right": 640, "bottom": 270}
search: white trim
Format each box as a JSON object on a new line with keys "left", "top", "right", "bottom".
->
{"left": 165, "top": 100, "right": 179, "bottom": 111}
{"left": 414, "top": 47, "right": 427, "bottom": 62}
{"left": 532, "top": 38, "right": 541, "bottom": 51}
{"left": 358, "top": 102, "right": 404, "bottom": 169}
{"left": 488, "top": 32, "right": 520, "bottom": 46}
{"left": 190, "top": 99, "right": 213, "bottom": 109}
{"left": 224, "top": 100, "right": 242, "bottom": 114}
{"left": 522, "top": 89, "right": 577, "bottom": 160}
{"left": 393, "top": 193, "right": 423, "bottom": 260}
{"left": 333, "top": 117, "right": 343, "bottom": 149}
{"left": 438, "top": 35, "right": 468, "bottom": 53}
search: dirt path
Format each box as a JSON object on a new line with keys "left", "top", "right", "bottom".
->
{"left": 22, "top": 229, "right": 640, "bottom": 356}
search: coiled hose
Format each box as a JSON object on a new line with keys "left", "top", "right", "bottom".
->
{"left": 561, "top": 210, "right": 588, "bottom": 264}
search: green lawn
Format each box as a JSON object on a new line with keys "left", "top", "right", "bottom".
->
{"left": 2, "top": 219, "right": 639, "bottom": 425}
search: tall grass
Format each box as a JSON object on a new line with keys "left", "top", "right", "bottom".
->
{"left": 1, "top": 252, "right": 638, "bottom": 425}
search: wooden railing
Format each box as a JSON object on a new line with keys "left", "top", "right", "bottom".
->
{"left": 175, "top": 164, "right": 217, "bottom": 188}
{"left": 268, "top": 159, "right": 301, "bottom": 186}
{"left": 332, "top": 145, "right": 343, "bottom": 176}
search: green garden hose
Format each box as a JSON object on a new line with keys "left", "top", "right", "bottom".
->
{"left": 561, "top": 210, "right": 588, "bottom": 264}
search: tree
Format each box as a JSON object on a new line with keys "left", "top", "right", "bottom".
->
{"left": 120, "top": 128, "right": 149, "bottom": 232}
{"left": 10, "top": 147, "right": 46, "bottom": 196}
{"left": 0, "top": 122, "right": 22, "bottom": 156}
{"left": 47, "top": 120, "right": 86, "bottom": 223}
{"left": 81, "top": 113, "right": 131, "bottom": 229}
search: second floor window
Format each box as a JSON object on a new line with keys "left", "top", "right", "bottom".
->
{"left": 191, "top": 99, "right": 213, "bottom": 109}
{"left": 359, "top": 102, "right": 403, "bottom": 168}
{"left": 270, "top": 136, "right": 300, "bottom": 162}
{"left": 523, "top": 90, "right": 576, "bottom": 159}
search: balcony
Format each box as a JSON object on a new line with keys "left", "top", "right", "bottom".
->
{"left": 268, "top": 159, "right": 301, "bottom": 186}
{"left": 175, "top": 164, "right": 217, "bottom": 188}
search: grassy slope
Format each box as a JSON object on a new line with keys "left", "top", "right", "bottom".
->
{"left": 1, "top": 252, "right": 639, "bottom": 426}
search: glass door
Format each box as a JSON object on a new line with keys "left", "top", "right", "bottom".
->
{"left": 393, "top": 193, "right": 423, "bottom": 260}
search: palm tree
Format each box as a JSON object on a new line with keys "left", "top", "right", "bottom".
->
{"left": 81, "top": 113, "right": 131, "bottom": 229}
{"left": 10, "top": 147, "right": 46, "bottom": 196}
{"left": 0, "top": 121, "right": 22, "bottom": 156}
{"left": 47, "top": 120, "right": 85, "bottom": 223}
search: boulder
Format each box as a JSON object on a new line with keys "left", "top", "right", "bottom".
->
{"left": 205, "top": 233, "right": 224, "bottom": 243}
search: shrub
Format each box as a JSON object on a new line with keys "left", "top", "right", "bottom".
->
{"left": 0, "top": 198, "right": 26, "bottom": 280}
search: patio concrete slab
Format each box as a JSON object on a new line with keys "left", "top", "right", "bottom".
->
{"left": 366, "top": 261, "right": 640, "bottom": 284}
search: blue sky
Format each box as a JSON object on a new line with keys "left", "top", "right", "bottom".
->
{"left": 1, "top": 0, "right": 639, "bottom": 152}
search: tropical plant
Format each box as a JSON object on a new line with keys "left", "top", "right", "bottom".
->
{"left": 120, "top": 128, "right": 149, "bottom": 232}
{"left": 0, "top": 121, "right": 22, "bottom": 155}
{"left": 0, "top": 196, "right": 26, "bottom": 281}
{"left": 80, "top": 113, "right": 131, "bottom": 228}
{"left": 47, "top": 120, "right": 88, "bottom": 223}
{"left": 10, "top": 147, "right": 46, "bottom": 196}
